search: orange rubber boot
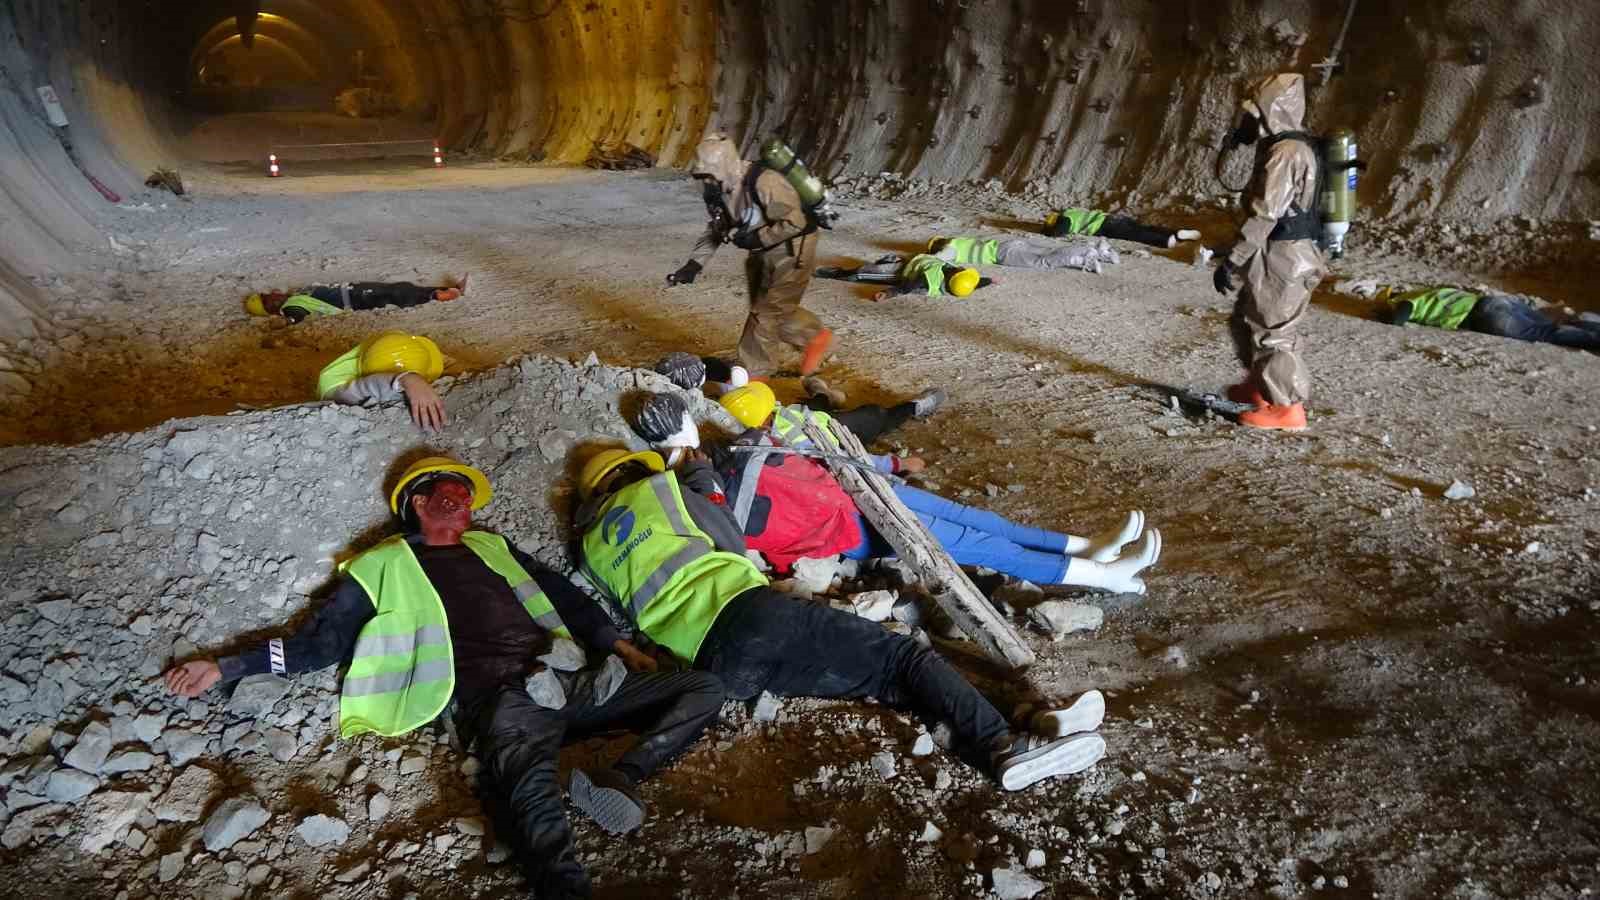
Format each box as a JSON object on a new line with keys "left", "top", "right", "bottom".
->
{"left": 799, "top": 328, "right": 833, "bottom": 376}
{"left": 1238, "top": 403, "right": 1307, "bottom": 431}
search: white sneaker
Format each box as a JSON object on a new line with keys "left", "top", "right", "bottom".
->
{"left": 1029, "top": 689, "right": 1105, "bottom": 737}
{"left": 993, "top": 732, "right": 1107, "bottom": 790}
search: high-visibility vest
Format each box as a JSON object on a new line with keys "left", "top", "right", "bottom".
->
{"left": 317, "top": 344, "right": 363, "bottom": 399}
{"left": 282, "top": 294, "right": 344, "bottom": 319}
{"left": 1394, "top": 287, "right": 1480, "bottom": 331}
{"left": 900, "top": 255, "right": 948, "bottom": 296}
{"left": 941, "top": 237, "right": 1000, "bottom": 266}
{"left": 338, "top": 532, "right": 569, "bottom": 738}
{"left": 771, "top": 405, "right": 835, "bottom": 450}
{"left": 580, "top": 473, "right": 767, "bottom": 665}
{"left": 1054, "top": 208, "right": 1107, "bottom": 236}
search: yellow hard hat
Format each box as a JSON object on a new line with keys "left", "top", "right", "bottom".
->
{"left": 927, "top": 236, "right": 949, "bottom": 253}
{"left": 948, "top": 267, "right": 981, "bottom": 298}
{"left": 1044, "top": 211, "right": 1060, "bottom": 227}
{"left": 244, "top": 293, "right": 267, "bottom": 316}
{"left": 720, "top": 382, "right": 777, "bottom": 429}
{"left": 388, "top": 456, "right": 493, "bottom": 514}
{"left": 359, "top": 332, "right": 444, "bottom": 381}
{"left": 580, "top": 448, "right": 665, "bottom": 498}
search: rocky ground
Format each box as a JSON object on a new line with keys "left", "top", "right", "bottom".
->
{"left": 0, "top": 158, "right": 1597, "bottom": 900}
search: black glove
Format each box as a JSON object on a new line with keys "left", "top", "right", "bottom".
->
{"left": 1213, "top": 259, "right": 1237, "bottom": 295}
{"left": 666, "top": 261, "right": 702, "bottom": 286}
{"left": 731, "top": 229, "right": 765, "bottom": 251}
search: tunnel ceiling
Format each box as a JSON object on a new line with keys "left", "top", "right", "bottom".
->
{"left": 0, "top": 0, "right": 1597, "bottom": 338}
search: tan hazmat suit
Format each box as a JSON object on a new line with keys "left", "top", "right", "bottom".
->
{"left": 690, "top": 135, "right": 823, "bottom": 376}
{"left": 1225, "top": 74, "right": 1326, "bottom": 406}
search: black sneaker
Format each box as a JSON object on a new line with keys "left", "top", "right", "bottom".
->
{"left": 569, "top": 768, "right": 645, "bottom": 833}
{"left": 992, "top": 732, "right": 1106, "bottom": 791}
{"left": 910, "top": 388, "right": 947, "bottom": 419}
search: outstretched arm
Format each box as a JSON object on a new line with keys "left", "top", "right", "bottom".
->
{"left": 163, "top": 579, "right": 375, "bottom": 697}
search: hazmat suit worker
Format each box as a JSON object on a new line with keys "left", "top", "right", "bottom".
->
{"left": 317, "top": 332, "right": 449, "bottom": 432}
{"left": 162, "top": 456, "right": 724, "bottom": 900}
{"left": 1213, "top": 73, "right": 1327, "bottom": 431}
{"left": 575, "top": 447, "right": 1110, "bottom": 792}
{"left": 667, "top": 134, "right": 833, "bottom": 377}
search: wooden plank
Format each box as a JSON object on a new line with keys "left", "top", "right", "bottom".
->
{"left": 800, "top": 417, "right": 1036, "bottom": 670}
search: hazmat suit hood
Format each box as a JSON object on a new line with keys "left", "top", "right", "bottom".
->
{"left": 1245, "top": 73, "right": 1307, "bottom": 136}
{"left": 692, "top": 134, "right": 750, "bottom": 208}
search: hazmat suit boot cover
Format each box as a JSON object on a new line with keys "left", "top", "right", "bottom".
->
{"left": 1230, "top": 73, "right": 1324, "bottom": 408}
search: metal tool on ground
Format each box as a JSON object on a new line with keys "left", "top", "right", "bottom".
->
{"left": 800, "top": 417, "right": 1035, "bottom": 670}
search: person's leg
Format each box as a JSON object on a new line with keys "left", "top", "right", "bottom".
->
{"left": 831, "top": 403, "right": 915, "bottom": 443}
{"left": 1469, "top": 296, "right": 1600, "bottom": 350}
{"left": 347, "top": 282, "right": 436, "bottom": 310}
{"left": 892, "top": 484, "right": 1068, "bottom": 553}
{"left": 695, "top": 588, "right": 1011, "bottom": 755}
{"left": 994, "top": 239, "right": 1099, "bottom": 271}
{"left": 915, "top": 511, "right": 1070, "bottom": 583}
{"left": 741, "top": 238, "right": 824, "bottom": 374}
{"left": 563, "top": 669, "right": 725, "bottom": 783}
{"left": 1096, "top": 215, "right": 1176, "bottom": 248}
{"left": 461, "top": 688, "right": 587, "bottom": 898}
{"left": 1239, "top": 244, "right": 1317, "bottom": 407}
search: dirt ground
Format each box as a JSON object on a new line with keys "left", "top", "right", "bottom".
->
{"left": 1, "top": 150, "right": 1598, "bottom": 899}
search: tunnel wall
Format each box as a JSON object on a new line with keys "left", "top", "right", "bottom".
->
{"left": 0, "top": 0, "right": 1597, "bottom": 341}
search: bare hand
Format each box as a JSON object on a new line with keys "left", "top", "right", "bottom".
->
{"left": 899, "top": 457, "right": 927, "bottom": 474}
{"left": 613, "top": 639, "right": 659, "bottom": 673}
{"left": 164, "top": 660, "right": 222, "bottom": 698}
{"left": 872, "top": 291, "right": 889, "bottom": 302}
{"left": 400, "top": 373, "right": 447, "bottom": 432}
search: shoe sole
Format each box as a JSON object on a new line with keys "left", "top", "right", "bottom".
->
{"left": 999, "top": 733, "right": 1107, "bottom": 791}
{"left": 569, "top": 770, "right": 644, "bottom": 834}
{"left": 1031, "top": 690, "right": 1106, "bottom": 738}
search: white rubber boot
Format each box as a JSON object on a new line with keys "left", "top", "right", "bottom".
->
{"left": 1062, "top": 510, "right": 1144, "bottom": 563}
{"left": 1030, "top": 689, "right": 1106, "bottom": 737}
{"left": 1176, "top": 228, "right": 1201, "bottom": 242}
{"left": 1058, "top": 528, "right": 1162, "bottom": 594}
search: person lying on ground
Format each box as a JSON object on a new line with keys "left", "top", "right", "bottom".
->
{"left": 709, "top": 387, "right": 1161, "bottom": 589}
{"left": 244, "top": 274, "right": 468, "bottom": 323}
{"left": 163, "top": 456, "right": 723, "bottom": 900}
{"left": 1043, "top": 208, "right": 1201, "bottom": 249}
{"left": 651, "top": 353, "right": 945, "bottom": 464}
{"left": 815, "top": 253, "right": 994, "bottom": 300}
{"left": 1367, "top": 284, "right": 1600, "bottom": 354}
{"left": 926, "top": 235, "right": 1123, "bottom": 272}
{"left": 574, "top": 447, "right": 1109, "bottom": 791}
{"left": 317, "top": 331, "right": 449, "bottom": 432}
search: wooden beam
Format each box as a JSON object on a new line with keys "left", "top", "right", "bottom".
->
{"left": 801, "top": 417, "right": 1036, "bottom": 670}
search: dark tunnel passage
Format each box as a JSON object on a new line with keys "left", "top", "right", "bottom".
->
{"left": 0, "top": 0, "right": 1597, "bottom": 336}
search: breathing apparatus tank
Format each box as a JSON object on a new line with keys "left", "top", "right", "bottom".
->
{"left": 759, "top": 138, "right": 839, "bottom": 229}
{"left": 1319, "top": 129, "right": 1359, "bottom": 259}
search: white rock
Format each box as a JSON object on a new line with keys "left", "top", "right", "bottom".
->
{"left": 79, "top": 788, "right": 153, "bottom": 853}
{"left": 368, "top": 791, "right": 391, "bottom": 824}
{"left": 1027, "top": 600, "right": 1104, "bottom": 637}
{"left": 64, "top": 722, "right": 113, "bottom": 773}
{"left": 790, "top": 556, "right": 841, "bottom": 596}
{"left": 919, "top": 821, "right": 943, "bottom": 843}
{"left": 202, "top": 798, "right": 270, "bottom": 851}
{"left": 45, "top": 768, "right": 98, "bottom": 802}
{"left": 752, "top": 692, "right": 783, "bottom": 723}
{"left": 870, "top": 751, "right": 898, "bottom": 779}
{"left": 1025, "top": 848, "right": 1046, "bottom": 869}
{"left": 804, "top": 825, "right": 834, "bottom": 855}
{"left": 848, "top": 590, "right": 898, "bottom": 622}
{"left": 911, "top": 733, "right": 936, "bottom": 757}
{"left": 296, "top": 813, "right": 351, "bottom": 848}
{"left": 1443, "top": 480, "right": 1476, "bottom": 501}
{"left": 992, "top": 866, "right": 1046, "bottom": 899}
{"left": 156, "top": 766, "right": 220, "bottom": 822}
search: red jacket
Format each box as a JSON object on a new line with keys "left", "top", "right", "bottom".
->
{"left": 718, "top": 436, "right": 861, "bottom": 574}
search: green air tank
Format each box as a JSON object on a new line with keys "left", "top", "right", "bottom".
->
{"left": 1320, "top": 128, "right": 1358, "bottom": 259}
{"left": 759, "top": 138, "right": 828, "bottom": 209}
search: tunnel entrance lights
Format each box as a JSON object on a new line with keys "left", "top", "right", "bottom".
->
{"left": 264, "top": 139, "right": 445, "bottom": 177}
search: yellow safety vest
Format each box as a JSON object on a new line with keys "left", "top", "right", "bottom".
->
{"left": 771, "top": 405, "right": 835, "bottom": 450}
{"left": 1051, "top": 208, "right": 1107, "bottom": 236}
{"left": 338, "top": 532, "right": 569, "bottom": 738}
{"left": 901, "top": 255, "right": 948, "bottom": 296}
{"left": 580, "top": 473, "right": 766, "bottom": 665}
{"left": 316, "top": 345, "right": 363, "bottom": 400}
{"left": 941, "top": 237, "right": 1000, "bottom": 266}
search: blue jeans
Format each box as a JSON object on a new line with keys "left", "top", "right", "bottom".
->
{"left": 844, "top": 485, "right": 1070, "bottom": 584}
{"left": 1468, "top": 295, "right": 1600, "bottom": 351}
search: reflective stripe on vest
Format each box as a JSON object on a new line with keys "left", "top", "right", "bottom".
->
{"left": 771, "top": 405, "right": 834, "bottom": 450}
{"left": 901, "top": 255, "right": 946, "bottom": 296}
{"left": 316, "top": 344, "right": 363, "bottom": 399}
{"left": 1058, "top": 208, "right": 1107, "bottom": 236}
{"left": 1397, "top": 288, "right": 1481, "bottom": 331}
{"left": 338, "top": 532, "right": 565, "bottom": 737}
{"left": 283, "top": 294, "right": 345, "bottom": 319}
{"left": 580, "top": 473, "right": 766, "bottom": 665}
{"left": 943, "top": 237, "right": 1000, "bottom": 266}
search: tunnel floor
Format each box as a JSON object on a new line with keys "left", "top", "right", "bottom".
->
{"left": 1, "top": 161, "right": 1597, "bottom": 897}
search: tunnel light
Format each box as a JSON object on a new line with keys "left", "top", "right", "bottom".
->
{"left": 433, "top": 143, "right": 444, "bottom": 168}
{"left": 268, "top": 153, "right": 280, "bottom": 178}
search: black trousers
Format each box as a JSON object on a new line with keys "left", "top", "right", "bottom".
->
{"left": 1096, "top": 215, "right": 1175, "bottom": 248}
{"left": 305, "top": 282, "right": 439, "bottom": 311}
{"left": 695, "top": 588, "right": 1009, "bottom": 756}
{"left": 458, "top": 670, "right": 724, "bottom": 898}
{"left": 810, "top": 402, "right": 915, "bottom": 444}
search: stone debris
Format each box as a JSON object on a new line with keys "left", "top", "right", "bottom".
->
{"left": 63, "top": 722, "right": 113, "bottom": 773}
{"left": 1025, "top": 848, "right": 1046, "bottom": 869}
{"left": 1443, "top": 480, "right": 1476, "bottom": 501}
{"left": 202, "top": 798, "right": 271, "bottom": 852}
{"left": 227, "top": 675, "right": 290, "bottom": 717}
{"left": 368, "top": 791, "right": 391, "bottom": 824}
{"left": 919, "top": 821, "right": 943, "bottom": 843}
{"left": 992, "top": 866, "right": 1047, "bottom": 899}
{"left": 1027, "top": 600, "right": 1104, "bottom": 637}
{"left": 296, "top": 814, "right": 351, "bottom": 848}
{"left": 803, "top": 825, "right": 834, "bottom": 855}
{"left": 80, "top": 789, "right": 153, "bottom": 853}
{"left": 102, "top": 750, "right": 158, "bottom": 774}
{"left": 45, "top": 768, "right": 99, "bottom": 802}
{"left": 869, "top": 751, "right": 898, "bottom": 779}
{"left": 334, "top": 860, "right": 372, "bottom": 884}
{"left": 790, "top": 557, "right": 841, "bottom": 596}
{"left": 847, "top": 589, "right": 897, "bottom": 622}
{"left": 163, "top": 729, "right": 209, "bottom": 767}
{"left": 158, "top": 849, "right": 186, "bottom": 883}
{"left": 911, "top": 732, "right": 936, "bottom": 757}
{"left": 156, "top": 766, "right": 220, "bottom": 822}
